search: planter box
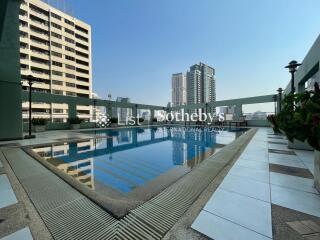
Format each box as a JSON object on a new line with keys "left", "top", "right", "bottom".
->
{"left": 288, "top": 139, "right": 313, "bottom": 151}
{"left": 315, "top": 150, "right": 320, "bottom": 193}
{"left": 70, "top": 124, "right": 80, "bottom": 130}
{"left": 33, "top": 125, "right": 46, "bottom": 132}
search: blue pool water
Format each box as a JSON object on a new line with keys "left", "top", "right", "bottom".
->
{"left": 33, "top": 126, "right": 246, "bottom": 194}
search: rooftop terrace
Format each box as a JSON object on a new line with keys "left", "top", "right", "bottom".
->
{"left": 1, "top": 0, "right": 320, "bottom": 240}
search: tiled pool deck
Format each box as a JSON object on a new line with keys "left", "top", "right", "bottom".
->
{"left": 192, "top": 128, "right": 320, "bottom": 240}
{"left": 0, "top": 127, "right": 319, "bottom": 239}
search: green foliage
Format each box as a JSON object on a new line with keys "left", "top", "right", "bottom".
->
{"left": 68, "top": 117, "right": 82, "bottom": 124}
{"left": 31, "top": 118, "right": 47, "bottom": 126}
{"left": 138, "top": 117, "right": 144, "bottom": 123}
{"left": 277, "top": 83, "right": 320, "bottom": 151}
{"left": 267, "top": 114, "right": 280, "bottom": 134}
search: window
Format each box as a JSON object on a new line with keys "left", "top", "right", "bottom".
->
{"left": 66, "top": 91, "right": 76, "bottom": 96}
{"left": 53, "top": 109, "right": 63, "bottom": 113}
{"left": 66, "top": 82, "right": 75, "bottom": 87}
{"left": 51, "top": 12, "right": 61, "bottom": 20}
{"left": 65, "top": 64, "right": 75, "bottom": 70}
{"left": 77, "top": 93, "right": 89, "bottom": 98}
{"left": 65, "top": 28, "right": 74, "bottom": 35}
{"left": 65, "top": 37, "right": 75, "bottom": 44}
{"left": 76, "top": 68, "right": 89, "bottom": 74}
{"left": 20, "top": 53, "right": 28, "bottom": 59}
{"left": 19, "top": 9, "right": 27, "bottom": 16}
{"left": 77, "top": 84, "right": 89, "bottom": 90}
{"left": 75, "top": 25, "right": 88, "bottom": 34}
{"left": 51, "top": 51, "right": 62, "bottom": 58}
{"left": 76, "top": 59, "right": 89, "bottom": 66}
{"left": 20, "top": 42, "right": 28, "bottom": 49}
{"left": 65, "top": 46, "right": 75, "bottom": 53}
{"left": 52, "top": 61, "right": 62, "bottom": 67}
{"left": 51, "top": 22, "right": 62, "bottom": 30}
{"left": 66, "top": 73, "right": 75, "bottom": 79}
{"left": 51, "top": 32, "right": 62, "bottom": 39}
{"left": 65, "top": 55, "right": 75, "bottom": 61}
{"left": 76, "top": 42, "right": 88, "bottom": 50}
{"left": 64, "top": 19, "right": 74, "bottom": 26}
{"left": 76, "top": 51, "right": 89, "bottom": 58}
{"left": 52, "top": 70, "right": 63, "bottom": 76}
{"left": 52, "top": 90, "right": 63, "bottom": 95}
{"left": 52, "top": 80, "right": 63, "bottom": 85}
{"left": 75, "top": 33, "right": 88, "bottom": 42}
{"left": 76, "top": 76, "right": 89, "bottom": 82}
{"left": 51, "top": 41, "right": 62, "bottom": 48}
{"left": 20, "top": 31, "right": 28, "bottom": 38}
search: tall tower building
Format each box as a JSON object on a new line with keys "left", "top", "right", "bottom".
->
{"left": 186, "top": 62, "right": 216, "bottom": 113}
{"left": 19, "top": 0, "right": 92, "bottom": 123}
{"left": 171, "top": 73, "right": 186, "bottom": 107}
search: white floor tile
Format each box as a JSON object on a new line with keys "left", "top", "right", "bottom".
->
{"left": 204, "top": 189, "right": 272, "bottom": 238}
{"left": 0, "top": 227, "right": 33, "bottom": 240}
{"left": 269, "top": 153, "right": 301, "bottom": 162}
{"left": 236, "top": 159, "right": 269, "bottom": 171}
{"left": 219, "top": 174, "right": 270, "bottom": 202}
{"left": 270, "top": 172, "right": 318, "bottom": 194}
{"left": 271, "top": 185, "right": 320, "bottom": 218}
{"left": 0, "top": 175, "right": 17, "bottom": 208}
{"left": 192, "top": 211, "right": 271, "bottom": 240}
{"left": 228, "top": 165, "right": 270, "bottom": 183}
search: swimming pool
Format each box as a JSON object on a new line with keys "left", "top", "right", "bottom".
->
{"left": 31, "top": 126, "right": 247, "bottom": 216}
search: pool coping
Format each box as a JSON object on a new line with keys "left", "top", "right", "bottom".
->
{"left": 2, "top": 127, "right": 257, "bottom": 239}
{"left": 20, "top": 127, "right": 231, "bottom": 218}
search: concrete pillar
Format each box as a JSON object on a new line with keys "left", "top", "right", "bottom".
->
{"left": 68, "top": 103, "right": 77, "bottom": 119}
{"left": 234, "top": 104, "right": 242, "bottom": 119}
{"left": 132, "top": 105, "right": 138, "bottom": 125}
{"left": 277, "top": 89, "right": 283, "bottom": 114}
{"left": 0, "top": 0, "right": 23, "bottom": 140}
{"left": 150, "top": 109, "right": 155, "bottom": 125}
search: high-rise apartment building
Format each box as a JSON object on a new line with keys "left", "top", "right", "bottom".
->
{"left": 186, "top": 62, "right": 216, "bottom": 113}
{"left": 171, "top": 73, "right": 186, "bottom": 107}
{"left": 19, "top": 0, "right": 92, "bottom": 123}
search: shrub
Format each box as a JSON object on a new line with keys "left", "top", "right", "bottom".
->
{"left": 31, "top": 118, "right": 47, "bottom": 126}
{"left": 266, "top": 114, "right": 280, "bottom": 134}
{"left": 110, "top": 117, "right": 118, "bottom": 124}
{"left": 68, "top": 117, "right": 82, "bottom": 124}
{"left": 277, "top": 82, "right": 320, "bottom": 151}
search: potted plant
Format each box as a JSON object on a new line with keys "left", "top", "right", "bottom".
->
{"left": 32, "top": 118, "right": 47, "bottom": 132}
{"left": 152, "top": 117, "right": 157, "bottom": 125}
{"left": 110, "top": 117, "right": 118, "bottom": 128}
{"left": 277, "top": 83, "right": 320, "bottom": 191}
{"left": 267, "top": 114, "right": 280, "bottom": 134}
{"left": 277, "top": 92, "right": 313, "bottom": 150}
{"left": 138, "top": 117, "right": 144, "bottom": 125}
{"left": 68, "top": 117, "right": 82, "bottom": 130}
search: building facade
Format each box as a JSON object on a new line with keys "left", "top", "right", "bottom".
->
{"left": 171, "top": 73, "right": 186, "bottom": 107}
{"left": 19, "top": 0, "right": 92, "bottom": 122}
{"left": 186, "top": 62, "right": 216, "bottom": 113}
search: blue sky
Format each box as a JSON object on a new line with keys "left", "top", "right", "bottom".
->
{"left": 63, "top": 0, "right": 320, "bottom": 110}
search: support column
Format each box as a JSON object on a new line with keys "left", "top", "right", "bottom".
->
{"left": 150, "top": 109, "right": 154, "bottom": 125}
{"left": 277, "top": 88, "right": 283, "bottom": 114}
{"left": 132, "top": 105, "right": 138, "bottom": 125}
{"left": 234, "top": 104, "right": 242, "bottom": 119}
{"left": 68, "top": 103, "right": 77, "bottom": 119}
{"left": 0, "top": 0, "right": 23, "bottom": 140}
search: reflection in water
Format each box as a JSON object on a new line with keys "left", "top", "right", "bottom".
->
{"left": 33, "top": 127, "right": 246, "bottom": 193}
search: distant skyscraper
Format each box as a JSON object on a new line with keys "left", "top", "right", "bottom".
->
{"left": 171, "top": 73, "right": 186, "bottom": 107}
{"left": 112, "top": 97, "right": 131, "bottom": 121}
{"left": 186, "top": 62, "right": 216, "bottom": 113}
